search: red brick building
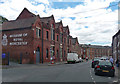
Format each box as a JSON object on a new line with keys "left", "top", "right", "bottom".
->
{"left": 2, "top": 8, "right": 43, "bottom": 64}
{"left": 55, "top": 21, "right": 64, "bottom": 62}
{"left": 1, "top": 8, "right": 73, "bottom": 64}
{"left": 3, "top": 7, "right": 112, "bottom": 64}
{"left": 63, "top": 25, "right": 70, "bottom": 61}
{"left": 79, "top": 44, "right": 112, "bottom": 59}
{"left": 70, "top": 37, "right": 81, "bottom": 58}
{"left": 40, "top": 15, "right": 56, "bottom": 63}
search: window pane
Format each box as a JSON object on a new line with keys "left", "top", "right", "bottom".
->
{"left": 36, "top": 28, "right": 38, "bottom": 37}
{"left": 46, "top": 49, "right": 49, "bottom": 58}
{"left": 57, "top": 35, "right": 58, "bottom": 41}
{"left": 53, "top": 47, "right": 55, "bottom": 55}
{"left": 39, "top": 29, "right": 41, "bottom": 37}
{"left": 53, "top": 30, "right": 55, "bottom": 40}
{"left": 46, "top": 31, "right": 49, "bottom": 39}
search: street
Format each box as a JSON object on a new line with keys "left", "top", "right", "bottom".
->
{"left": 2, "top": 60, "right": 119, "bottom": 83}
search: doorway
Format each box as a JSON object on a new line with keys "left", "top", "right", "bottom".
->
{"left": 36, "top": 47, "right": 40, "bottom": 64}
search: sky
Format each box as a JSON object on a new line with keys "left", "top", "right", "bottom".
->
{"left": 0, "top": 0, "right": 120, "bottom": 46}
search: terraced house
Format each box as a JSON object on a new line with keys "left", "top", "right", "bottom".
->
{"left": 79, "top": 44, "right": 112, "bottom": 59}
{"left": 1, "top": 8, "right": 78, "bottom": 64}
{"left": 112, "top": 30, "right": 120, "bottom": 63}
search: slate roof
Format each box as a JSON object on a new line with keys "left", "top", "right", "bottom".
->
{"left": 2, "top": 16, "right": 38, "bottom": 30}
{"left": 2, "top": 8, "right": 40, "bottom": 30}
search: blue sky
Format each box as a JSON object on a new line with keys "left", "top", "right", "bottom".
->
{"left": 0, "top": 0, "right": 119, "bottom": 46}
{"left": 51, "top": 2, "right": 85, "bottom": 9}
{"left": 51, "top": 1, "right": 118, "bottom": 11}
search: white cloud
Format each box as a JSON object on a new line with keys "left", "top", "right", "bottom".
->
{"left": 0, "top": 0, "right": 49, "bottom": 20}
{"left": 47, "top": 0, "right": 118, "bottom": 46}
{"left": 0, "top": 0, "right": 119, "bottom": 46}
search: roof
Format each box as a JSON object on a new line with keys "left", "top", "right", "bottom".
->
{"left": 113, "top": 30, "right": 120, "bottom": 39}
{"left": 79, "top": 44, "right": 111, "bottom": 48}
{"left": 63, "top": 26, "right": 68, "bottom": 32}
{"left": 55, "top": 20, "right": 63, "bottom": 28}
{"left": 63, "top": 25, "right": 70, "bottom": 34}
{"left": 71, "top": 37, "right": 78, "bottom": 45}
{"left": 2, "top": 16, "right": 38, "bottom": 30}
{"left": 40, "top": 15, "right": 54, "bottom": 23}
{"left": 16, "top": 8, "right": 36, "bottom": 20}
{"left": 55, "top": 23, "right": 60, "bottom": 29}
{"left": 2, "top": 8, "right": 40, "bottom": 30}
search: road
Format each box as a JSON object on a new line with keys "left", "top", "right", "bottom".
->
{"left": 2, "top": 60, "right": 119, "bottom": 83}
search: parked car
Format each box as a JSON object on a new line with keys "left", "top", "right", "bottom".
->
{"left": 94, "top": 60, "right": 115, "bottom": 77}
{"left": 67, "top": 53, "right": 79, "bottom": 64}
{"left": 91, "top": 57, "right": 100, "bottom": 68}
{"left": 100, "top": 57, "right": 109, "bottom": 61}
{"left": 79, "top": 57, "right": 83, "bottom": 62}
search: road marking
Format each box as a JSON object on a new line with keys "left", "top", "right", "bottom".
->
{"left": 108, "top": 77, "right": 111, "bottom": 79}
{"left": 94, "top": 81, "right": 96, "bottom": 84}
{"left": 90, "top": 69, "right": 96, "bottom": 84}
{"left": 113, "top": 80, "right": 118, "bottom": 82}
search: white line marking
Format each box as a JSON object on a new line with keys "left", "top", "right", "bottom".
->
{"left": 90, "top": 69, "right": 96, "bottom": 84}
{"left": 94, "top": 81, "right": 96, "bottom": 83}
{"left": 108, "top": 77, "right": 111, "bottom": 79}
{"left": 113, "top": 80, "right": 118, "bottom": 82}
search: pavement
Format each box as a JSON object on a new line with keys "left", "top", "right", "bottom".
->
{"left": 2, "top": 61, "right": 67, "bottom": 69}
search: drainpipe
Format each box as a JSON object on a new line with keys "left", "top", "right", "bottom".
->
{"left": 42, "top": 26, "right": 43, "bottom": 64}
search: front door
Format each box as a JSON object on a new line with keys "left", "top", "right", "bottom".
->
{"left": 36, "top": 47, "right": 40, "bottom": 64}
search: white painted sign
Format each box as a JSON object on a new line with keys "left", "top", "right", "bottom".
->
{"left": 9, "top": 33, "right": 27, "bottom": 38}
{"left": 2, "top": 33, "right": 28, "bottom": 46}
{"left": 9, "top": 42, "right": 28, "bottom": 45}
{"left": 2, "top": 34, "right": 8, "bottom": 46}
{"left": 9, "top": 33, "right": 28, "bottom": 46}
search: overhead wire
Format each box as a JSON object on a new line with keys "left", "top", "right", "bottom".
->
{"left": 75, "top": 4, "right": 118, "bottom": 24}
{"left": 74, "top": 3, "right": 118, "bottom": 14}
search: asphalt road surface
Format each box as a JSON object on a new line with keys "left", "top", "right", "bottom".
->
{"left": 2, "top": 60, "right": 119, "bottom": 83}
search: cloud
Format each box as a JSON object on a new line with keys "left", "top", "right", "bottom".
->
{"left": 0, "top": 0, "right": 119, "bottom": 46}
{"left": 0, "top": 0, "right": 49, "bottom": 20}
{"left": 47, "top": 0, "right": 118, "bottom": 46}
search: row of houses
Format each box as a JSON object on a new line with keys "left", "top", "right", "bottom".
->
{"left": 112, "top": 30, "right": 120, "bottom": 63}
{"left": 1, "top": 8, "right": 112, "bottom": 64}
{"left": 1, "top": 8, "right": 80, "bottom": 64}
{"left": 79, "top": 44, "right": 112, "bottom": 59}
